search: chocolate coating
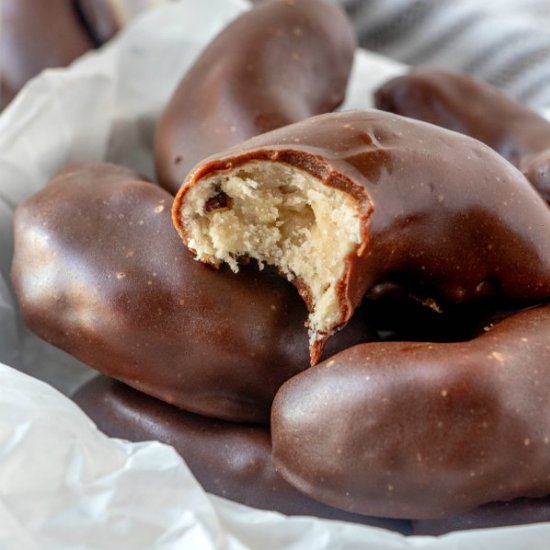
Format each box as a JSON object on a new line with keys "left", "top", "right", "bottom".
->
{"left": 413, "top": 497, "right": 550, "bottom": 535}
{"left": 272, "top": 303, "right": 550, "bottom": 519}
{"left": 175, "top": 110, "right": 550, "bottom": 359}
{"left": 1, "top": 0, "right": 120, "bottom": 110}
{"left": 73, "top": 375, "right": 411, "bottom": 533}
{"left": 11, "top": 162, "right": 373, "bottom": 424}
{"left": 154, "top": 0, "right": 356, "bottom": 194}
{"left": 522, "top": 149, "right": 550, "bottom": 203}
{"left": 374, "top": 70, "right": 550, "bottom": 199}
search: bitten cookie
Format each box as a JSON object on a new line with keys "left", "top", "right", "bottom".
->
{"left": 11, "top": 162, "right": 373, "bottom": 424}
{"left": 173, "top": 110, "right": 550, "bottom": 362}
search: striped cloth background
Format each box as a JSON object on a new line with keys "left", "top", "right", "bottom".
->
{"left": 338, "top": 0, "right": 550, "bottom": 110}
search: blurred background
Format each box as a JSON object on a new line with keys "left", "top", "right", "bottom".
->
{"left": 3, "top": 0, "right": 550, "bottom": 111}
{"left": 340, "top": 0, "right": 550, "bottom": 109}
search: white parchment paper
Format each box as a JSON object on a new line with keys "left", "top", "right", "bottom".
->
{"left": 1, "top": 0, "right": 550, "bottom": 547}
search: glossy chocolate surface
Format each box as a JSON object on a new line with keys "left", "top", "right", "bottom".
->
{"left": 1, "top": 0, "right": 119, "bottom": 110}
{"left": 175, "top": 110, "right": 550, "bottom": 358}
{"left": 272, "top": 303, "right": 550, "bottom": 519}
{"left": 154, "top": 0, "right": 356, "bottom": 194}
{"left": 73, "top": 375, "right": 411, "bottom": 533}
{"left": 11, "top": 163, "right": 373, "bottom": 424}
{"left": 413, "top": 497, "right": 550, "bottom": 535}
{"left": 375, "top": 70, "right": 550, "bottom": 166}
{"left": 522, "top": 149, "right": 550, "bottom": 203}
{"left": 375, "top": 70, "right": 550, "bottom": 199}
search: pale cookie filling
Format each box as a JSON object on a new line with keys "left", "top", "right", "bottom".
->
{"left": 181, "top": 160, "right": 362, "bottom": 343}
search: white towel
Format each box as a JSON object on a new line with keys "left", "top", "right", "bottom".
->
{"left": 339, "top": 0, "right": 550, "bottom": 109}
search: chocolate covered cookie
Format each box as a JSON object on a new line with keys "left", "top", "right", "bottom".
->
{"left": 73, "top": 375, "right": 411, "bottom": 533}
{"left": 11, "top": 163, "right": 373, "bottom": 424}
{"left": 375, "top": 70, "right": 550, "bottom": 202}
{"left": 173, "top": 110, "right": 550, "bottom": 362}
{"left": 1, "top": 0, "right": 122, "bottom": 109}
{"left": 154, "top": 0, "right": 356, "bottom": 193}
{"left": 272, "top": 303, "right": 550, "bottom": 519}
